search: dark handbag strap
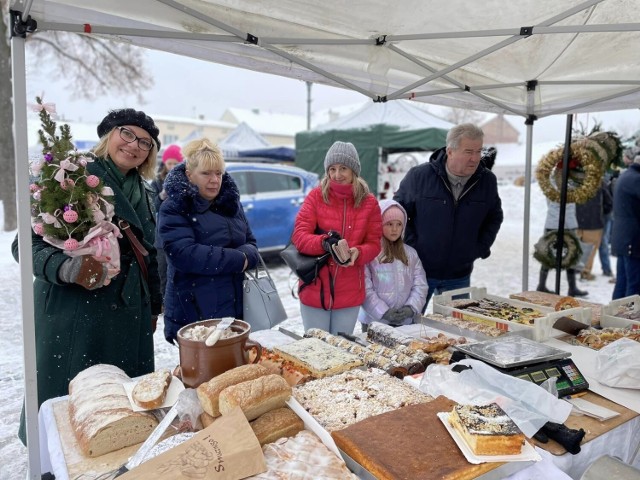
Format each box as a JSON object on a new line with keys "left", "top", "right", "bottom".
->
{"left": 119, "top": 220, "right": 149, "bottom": 282}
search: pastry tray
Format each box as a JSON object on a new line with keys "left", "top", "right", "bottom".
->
{"left": 601, "top": 294, "right": 640, "bottom": 329}
{"left": 453, "top": 335, "right": 570, "bottom": 368}
{"left": 432, "top": 286, "right": 592, "bottom": 342}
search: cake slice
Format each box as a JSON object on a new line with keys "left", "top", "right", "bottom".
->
{"left": 448, "top": 403, "right": 525, "bottom": 456}
{"left": 274, "top": 337, "right": 362, "bottom": 378}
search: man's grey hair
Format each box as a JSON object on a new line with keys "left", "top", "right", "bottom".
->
{"left": 446, "top": 123, "right": 484, "bottom": 150}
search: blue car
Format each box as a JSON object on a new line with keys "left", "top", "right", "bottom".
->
{"left": 225, "top": 162, "right": 319, "bottom": 253}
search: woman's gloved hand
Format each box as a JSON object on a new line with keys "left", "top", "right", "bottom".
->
{"left": 381, "top": 308, "right": 397, "bottom": 322}
{"left": 58, "top": 255, "right": 108, "bottom": 290}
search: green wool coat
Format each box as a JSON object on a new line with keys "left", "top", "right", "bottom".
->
{"left": 13, "top": 158, "right": 163, "bottom": 409}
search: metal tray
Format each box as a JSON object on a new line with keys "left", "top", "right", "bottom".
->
{"left": 453, "top": 335, "right": 570, "bottom": 368}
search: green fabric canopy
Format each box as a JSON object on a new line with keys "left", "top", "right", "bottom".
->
{"left": 295, "top": 124, "right": 448, "bottom": 195}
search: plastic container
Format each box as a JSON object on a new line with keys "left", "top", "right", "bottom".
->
{"left": 601, "top": 294, "right": 640, "bottom": 330}
{"left": 432, "top": 287, "right": 591, "bottom": 342}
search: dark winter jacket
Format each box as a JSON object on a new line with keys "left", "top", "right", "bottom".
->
{"left": 158, "top": 163, "right": 259, "bottom": 343}
{"left": 12, "top": 157, "right": 161, "bottom": 410}
{"left": 611, "top": 163, "right": 640, "bottom": 259}
{"left": 576, "top": 180, "right": 613, "bottom": 230}
{"left": 150, "top": 176, "right": 165, "bottom": 248}
{"left": 394, "top": 147, "right": 503, "bottom": 279}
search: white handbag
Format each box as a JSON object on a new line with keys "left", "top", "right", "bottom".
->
{"left": 243, "top": 254, "right": 288, "bottom": 331}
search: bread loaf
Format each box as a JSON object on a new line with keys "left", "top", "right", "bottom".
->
{"left": 197, "top": 364, "right": 269, "bottom": 417}
{"left": 250, "top": 407, "right": 304, "bottom": 446}
{"left": 68, "top": 364, "right": 158, "bottom": 457}
{"left": 219, "top": 374, "right": 291, "bottom": 421}
{"left": 132, "top": 369, "right": 172, "bottom": 409}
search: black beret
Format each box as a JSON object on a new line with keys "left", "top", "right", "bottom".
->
{"left": 97, "top": 108, "right": 161, "bottom": 150}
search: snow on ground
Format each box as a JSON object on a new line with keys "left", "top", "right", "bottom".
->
{"left": 0, "top": 182, "right": 619, "bottom": 479}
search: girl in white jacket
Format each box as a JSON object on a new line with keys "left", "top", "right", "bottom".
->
{"left": 358, "top": 200, "right": 428, "bottom": 331}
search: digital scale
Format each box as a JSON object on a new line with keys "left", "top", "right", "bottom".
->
{"left": 453, "top": 336, "right": 589, "bottom": 397}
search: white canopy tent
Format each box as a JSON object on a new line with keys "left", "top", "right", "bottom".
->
{"left": 8, "top": 0, "right": 640, "bottom": 476}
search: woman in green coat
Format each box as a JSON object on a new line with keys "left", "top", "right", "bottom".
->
{"left": 14, "top": 109, "right": 163, "bottom": 444}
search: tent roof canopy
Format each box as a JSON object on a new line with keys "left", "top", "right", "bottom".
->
{"left": 11, "top": 0, "right": 640, "bottom": 121}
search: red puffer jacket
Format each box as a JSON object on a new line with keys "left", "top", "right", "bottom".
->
{"left": 292, "top": 184, "right": 382, "bottom": 310}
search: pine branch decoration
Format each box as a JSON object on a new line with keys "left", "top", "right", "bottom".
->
{"left": 30, "top": 97, "right": 114, "bottom": 248}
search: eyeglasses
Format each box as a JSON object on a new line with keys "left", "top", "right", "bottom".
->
{"left": 117, "top": 127, "right": 154, "bottom": 151}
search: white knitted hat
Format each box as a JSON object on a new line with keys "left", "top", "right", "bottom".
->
{"left": 324, "top": 141, "right": 361, "bottom": 176}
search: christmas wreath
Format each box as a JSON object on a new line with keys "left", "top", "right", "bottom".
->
{"left": 535, "top": 130, "right": 620, "bottom": 204}
{"left": 533, "top": 230, "right": 583, "bottom": 270}
{"left": 29, "top": 97, "right": 122, "bottom": 277}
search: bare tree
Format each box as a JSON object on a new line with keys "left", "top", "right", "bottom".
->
{"left": 444, "top": 107, "right": 484, "bottom": 126}
{"left": 1, "top": 2, "right": 151, "bottom": 231}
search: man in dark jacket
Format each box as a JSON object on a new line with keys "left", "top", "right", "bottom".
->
{"left": 394, "top": 123, "right": 504, "bottom": 310}
{"left": 611, "top": 155, "right": 640, "bottom": 299}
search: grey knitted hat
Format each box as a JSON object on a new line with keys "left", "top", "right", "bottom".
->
{"left": 324, "top": 141, "right": 361, "bottom": 176}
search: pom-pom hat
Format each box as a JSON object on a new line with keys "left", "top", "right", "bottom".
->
{"left": 162, "top": 144, "right": 183, "bottom": 164}
{"left": 324, "top": 141, "right": 361, "bottom": 176}
{"left": 97, "top": 108, "right": 161, "bottom": 150}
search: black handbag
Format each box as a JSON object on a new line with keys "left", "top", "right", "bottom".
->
{"left": 280, "top": 242, "right": 330, "bottom": 285}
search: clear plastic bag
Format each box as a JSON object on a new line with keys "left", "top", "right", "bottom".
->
{"left": 419, "top": 359, "right": 572, "bottom": 437}
{"left": 594, "top": 338, "right": 640, "bottom": 389}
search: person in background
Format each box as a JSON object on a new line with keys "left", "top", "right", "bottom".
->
{"left": 611, "top": 153, "right": 640, "bottom": 299}
{"left": 576, "top": 179, "right": 613, "bottom": 281}
{"left": 536, "top": 199, "right": 588, "bottom": 297}
{"left": 13, "top": 109, "right": 163, "bottom": 444}
{"left": 358, "top": 200, "right": 428, "bottom": 331}
{"left": 292, "top": 141, "right": 382, "bottom": 335}
{"left": 598, "top": 173, "right": 615, "bottom": 282}
{"left": 151, "top": 144, "right": 183, "bottom": 300}
{"left": 158, "top": 138, "right": 259, "bottom": 344}
{"left": 394, "top": 123, "right": 503, "bottom": 310}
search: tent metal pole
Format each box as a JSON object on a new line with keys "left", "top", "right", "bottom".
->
{"left": 11, "top": 34, "right": 41, "bottom": 479}
{"left": 555, "top": 115, "right": 574, "bottom": 293}
{"left": 522, "top": 121, "right": 534, "bottom": 291}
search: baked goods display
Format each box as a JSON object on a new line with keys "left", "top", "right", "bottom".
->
{"left": 250, "top": 407, "right": 304, "bottom": 446}
{"left": 331, "top": 397, "right": 496, "bottom": 480}
{"left": 555, "top": 296, "right": 581, "bottom": 311}
{"left": 68, "top": 364, "right": 159, "bottom": 457}
{"left": 219, "top": 374, "right": 292, "bottom": 421}
{"left": 304, "top": 328, "right": 431, "bottom": 376}
{"left": 423, "top": 313, "right": 507, "bottom": 337}
{"left": 132, "top": 369, "right": 172, "bottom": 409}
{"left": 574, "top": 327, "right": 640, "bottom": 350}
{"left": 509, "top": 291, "right": 602, "bottom": 326}
{"left": 367, "top": 321, "right": 459, "bottom": 353}
{"left": 273, "top": 338, "right": 363, "bottom": 378}
{"left": 611, "top": 302, "right": 640, "bottom": 320}
{"left": 450, "top": 298, "right": 544, "bottom": 325}
{"left": 293, "top": 368, "right": 432, "bottom": 432}
{"left": 197, "top": 364, "right": 269, "bottom": 417}
{"left": 448, "top": 403, "right": 525, "bottom": 456}
{"left": 248, "top": 430, "right": 358, "bottom": 479}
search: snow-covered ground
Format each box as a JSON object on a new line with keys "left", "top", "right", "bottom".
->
{"left": 0, "top": 182, "right": 619, "bottom": 480}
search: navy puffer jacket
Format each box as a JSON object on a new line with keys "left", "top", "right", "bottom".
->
{"left": 394, "top": 147, "right": 503, "bottom": 279}
{"left": 158, "top": 164, "right": 259, "bottom": 343}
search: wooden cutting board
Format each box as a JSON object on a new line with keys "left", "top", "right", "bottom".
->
{"left": 531, "top": 391, "right": 638, "bottom": 455}
{"left": 331, "top": 396, "right": 510, "bottom": 480}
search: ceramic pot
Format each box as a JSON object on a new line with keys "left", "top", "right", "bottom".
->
{"left": 177, "top": 319, "right": 262, "bottom": 388}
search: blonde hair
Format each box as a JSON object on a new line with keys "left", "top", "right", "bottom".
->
{"left": 320, "top": 174, "right": 370, "bottom": 207}
{"left": 378, "top": 236, "right": 408, "bottom": 265}
{"left": 93, "top": 129, "right": 158, "bottom": 180}
{"left": 183, "top": 138, "right": 225, "bottom": 173}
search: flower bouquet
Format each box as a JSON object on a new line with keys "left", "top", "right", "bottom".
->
{"left": 29, "top": 97, "right": 121, "bottom": 280}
